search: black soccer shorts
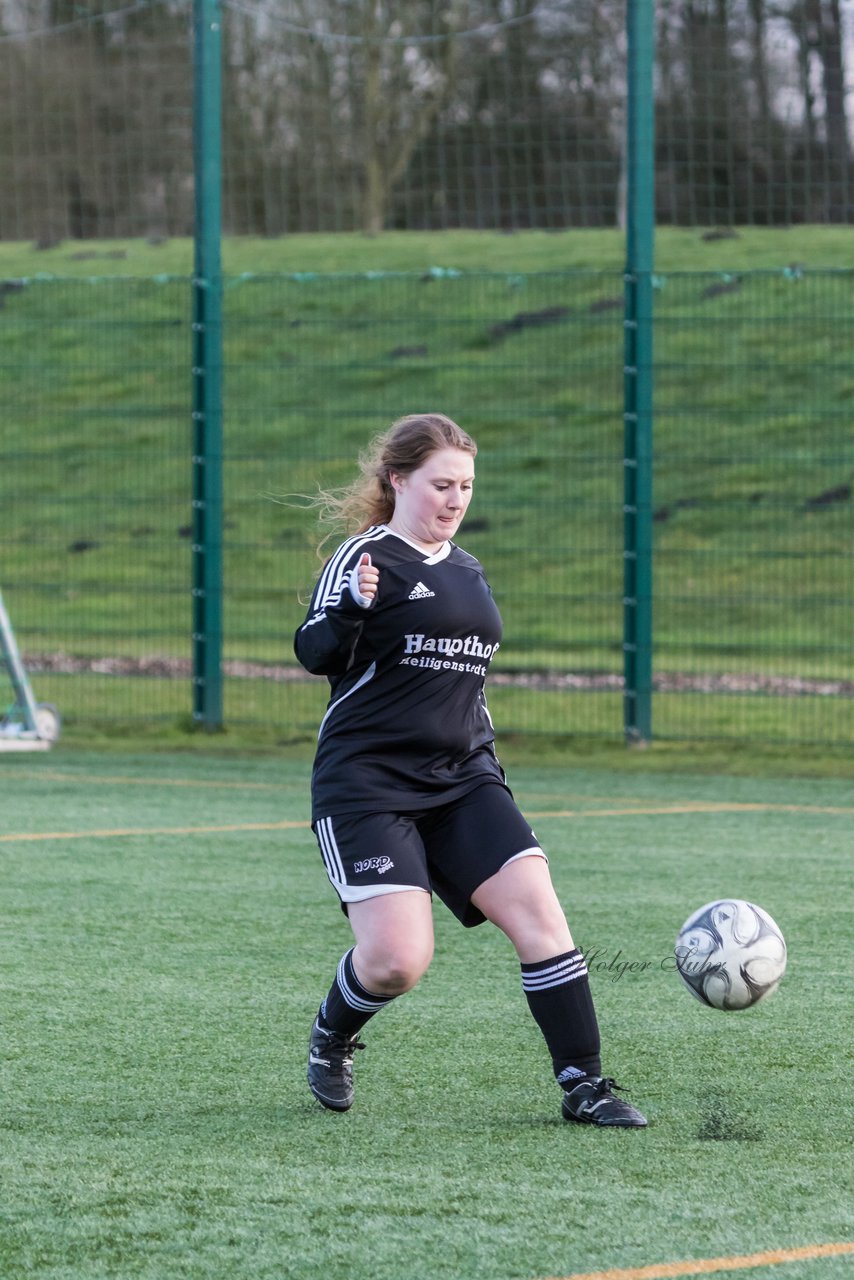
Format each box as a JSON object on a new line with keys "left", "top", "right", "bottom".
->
{"left": 313, "top": 781, "right": 545, "bottom": 927}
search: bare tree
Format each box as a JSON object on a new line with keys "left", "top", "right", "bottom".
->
{"left": 356, "top": 4, "right": 461, "bottom": 234}
{"left": 812, "top": 0, "right": 850, "bottom": 217}
{"left": 221, "top": 1, "right": 470, "bottom": 233}
{"left": 779, "top": 0, "right": 851, "bottom": 219}
{"left": 748, "top": 0, "right": 773, "bottom": 139}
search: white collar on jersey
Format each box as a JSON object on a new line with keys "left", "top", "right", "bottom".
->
{"left": 381, "top": 525, "right": 452, "bottom": 564}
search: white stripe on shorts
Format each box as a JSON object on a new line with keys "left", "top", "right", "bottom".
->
{"left": 316, "top": 816, "right": 346, "bottom": 884}
{"left": 502, "top": 846, "right": 548, "bottom": 870}
{"left": 335, "top": 882, "right": 429, "bottom": 904}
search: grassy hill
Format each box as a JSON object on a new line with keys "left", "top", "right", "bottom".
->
{"left": 2, "top": 225, "right": 854, "bottom": 276}
{"left": 1, "top": 228, "right": 852, "bottom": 745}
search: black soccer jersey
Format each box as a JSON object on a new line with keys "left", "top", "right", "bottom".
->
{"left": 294, "top": 525, "right": 505, "bottom": 818}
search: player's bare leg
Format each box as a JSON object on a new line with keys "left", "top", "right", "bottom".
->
{"left": 348, "top": 890, "right": 435, "bottom": 994}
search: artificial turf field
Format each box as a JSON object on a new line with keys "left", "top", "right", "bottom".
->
{"left": 1, "top": 749, "right": 851, "bottom": 1280}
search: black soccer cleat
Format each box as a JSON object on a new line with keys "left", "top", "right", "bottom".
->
{"left": 561, "top": 1076, "right": 648, "bottom": 1128}
{"left": 307, "top": 1016, "right": 365, "bottom": 1112}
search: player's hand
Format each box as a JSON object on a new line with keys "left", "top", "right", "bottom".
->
{"left": 356, "top": 552, "right": 379, "bottom": 602}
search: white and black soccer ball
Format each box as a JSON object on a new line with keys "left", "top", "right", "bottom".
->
{"left": 674, "top": 899, "right": 787, "bottom": 1011}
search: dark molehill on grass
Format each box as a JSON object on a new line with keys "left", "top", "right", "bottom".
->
{"left": 489, "top": 305, "right": 571, "bottom": 341}
{"left": 696, "top": 1096, "right": 762, "bottom": 1142}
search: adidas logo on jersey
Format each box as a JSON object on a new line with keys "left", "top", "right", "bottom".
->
{"left": 408, "top": 581, "right": 435, "bottom": 600}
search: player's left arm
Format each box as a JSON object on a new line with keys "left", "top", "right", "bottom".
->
{"left": 294, "top": 554, "right": 379, "bottom": 675}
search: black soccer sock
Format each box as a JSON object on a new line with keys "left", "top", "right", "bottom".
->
{"left": 318, "top": 947, "right": 396, "bottom": 1037}
{"left": 521, "top": 949, "right": 602, "bottom": 1086}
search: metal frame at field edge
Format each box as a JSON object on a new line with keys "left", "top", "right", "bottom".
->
{"left": 0, "top": 588, "right": 61, "bottom": 752}
{"left": 623, "top": 0, "right": 655, "bottom": 745}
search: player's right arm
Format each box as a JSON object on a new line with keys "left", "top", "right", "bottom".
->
{"left": 294, "top": 552, "right": 378, "bottom": 675}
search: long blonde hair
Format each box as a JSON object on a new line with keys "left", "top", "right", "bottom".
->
{"left": 312, "top": 413, "right": 477, "bottom": 552}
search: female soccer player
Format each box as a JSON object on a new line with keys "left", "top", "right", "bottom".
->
{"left": 294, "top": 413, "right": 647, "bottom": 1128}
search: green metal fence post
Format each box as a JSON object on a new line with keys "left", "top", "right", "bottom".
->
{"left": 191, "top": 0, "right": 224, "bottom": 729}
{"left": 623, "top": 0, "right": 655, "bottom": 743}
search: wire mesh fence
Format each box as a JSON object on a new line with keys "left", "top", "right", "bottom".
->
{"left": 1, "top": 1, "right": 852, "bottom": 240}
{"left": 649, "top": 267, "right": 854, "bottom": 742}
{"left": 2, "top": 269, "right": 852, "bottom": 744}
{"left": 2, "top": 0, "right": 852, "bottom": 745}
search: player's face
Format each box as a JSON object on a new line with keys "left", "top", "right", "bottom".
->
{"left": 389, "top": 447, "right": 475, "bottom": 550}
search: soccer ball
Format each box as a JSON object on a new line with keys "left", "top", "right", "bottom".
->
{"left": 674, "top": 899, "right": 787, "bottom": 1011}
